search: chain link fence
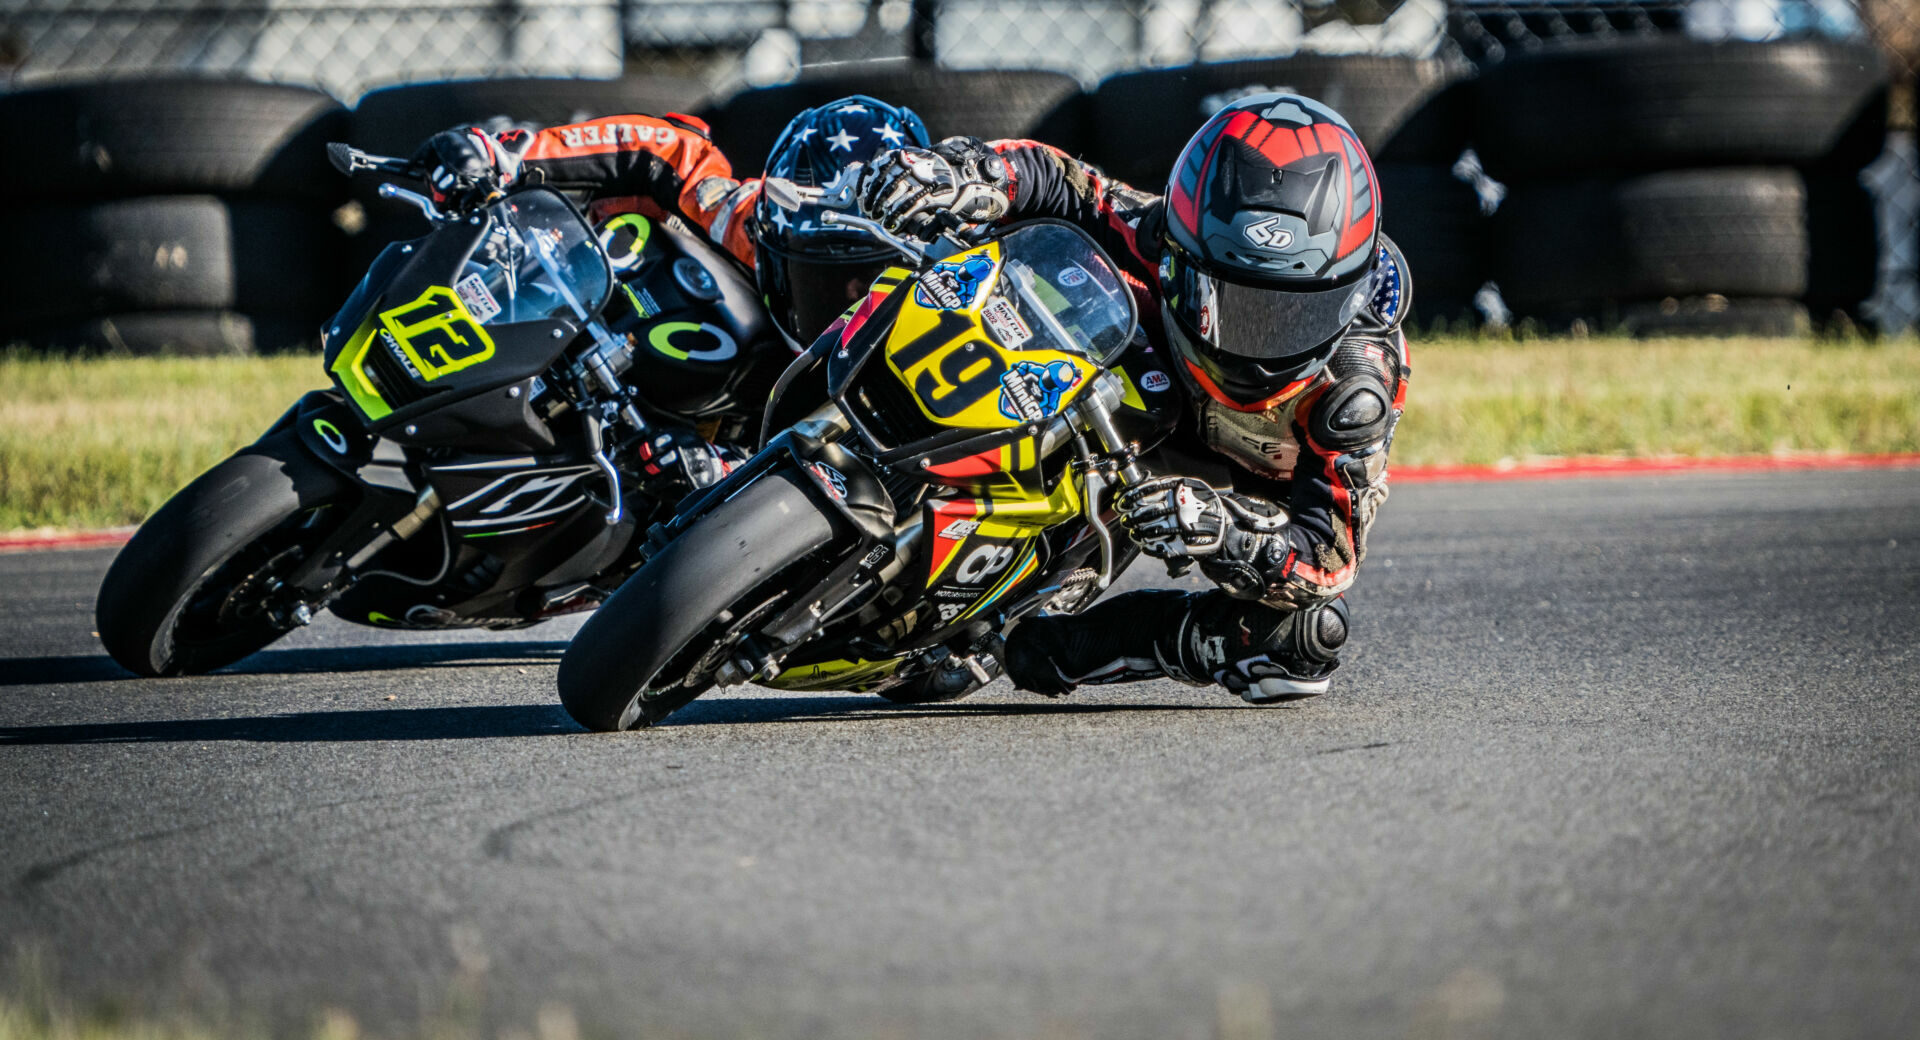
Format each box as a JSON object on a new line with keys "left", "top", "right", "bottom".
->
{"left": 0, "top": 0, "right": 1914, "bottom": 334}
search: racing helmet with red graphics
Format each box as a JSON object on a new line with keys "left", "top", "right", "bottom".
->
{"left": 1159, "top": 93, "right": 1381, "bottom": 412}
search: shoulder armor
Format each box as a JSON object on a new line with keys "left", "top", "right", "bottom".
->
{"left": 1308, "top": 367, "right": 1393, "bottom": 452}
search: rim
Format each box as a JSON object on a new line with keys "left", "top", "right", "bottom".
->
{"left": 171, "top": 506, "right": 333, "bottom": 650}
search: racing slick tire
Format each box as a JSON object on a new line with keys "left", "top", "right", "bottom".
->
{"left": 1474, "top": 37, "right": 1889, "bottom": 179}
{"left": 0, "top": 196, "right": 344, "bottom": 326}
{"left": 1082, "top": 56, "right": 1471, "bottom": 187}
{"left": 558, "top": 467, "right": 839, "bottom": 732}
{"left": 345, "top": 75, "right": 710, "bottom": 156}
{"left": 96, "top": 430, "right": 353, "bottom": 677}
{"left": 1491, "top": 167, "right": 1810, "bottom": 314}
{"left": 6, "top": 310, "right": 318, "bottom": 356}
{"left": 0, "top": 77, "right": 348, "bottom": 201}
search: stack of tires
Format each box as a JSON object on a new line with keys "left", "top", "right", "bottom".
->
{"left": 1477, "top": 38, "right": 1890, "bottom": 336}
{"left": 1074, "top": 56, "right": 1485, "bottom": 327}
{"left": 344, "top": 75, "right": 709, "bottom": 270}
{"left": 0, "top": 78, "right": 351, "bottom": 355}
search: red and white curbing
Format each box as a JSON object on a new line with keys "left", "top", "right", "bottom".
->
{"left": 0, "top": 527, "right": 138, "bottom": 554}
{"left": 4, "top": 453, "right": 1918, "bottom": 553}
{"left": 1390, "top": 452, "right": 1920, "bottom": 484}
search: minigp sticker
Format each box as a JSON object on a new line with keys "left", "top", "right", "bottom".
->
{"left": 997, "top": 359, "right": 1082, "bottom": 422}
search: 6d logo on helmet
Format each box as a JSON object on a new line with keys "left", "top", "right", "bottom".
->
{"left": 378, "top": 286, "right": 496, "bottom": 381}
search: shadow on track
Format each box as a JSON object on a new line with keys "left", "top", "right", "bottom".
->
{"left": 0, "top": 692, "right": 1272, "bottom": 745}
{"left": 666, "top": 693, "right": 1277, "bottom": 727}
{"left": 0, "top": 641, "right": 569, "bottom": 687}
{"left": 0, "top": 704, "right": 578, "bottom": 745}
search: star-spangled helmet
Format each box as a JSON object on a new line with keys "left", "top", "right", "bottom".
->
{"left": 1159, "top": 93, "right": 1381, "bottom": 412}
{"left": 755, "top": 95, "right": 932, "bottom": 348}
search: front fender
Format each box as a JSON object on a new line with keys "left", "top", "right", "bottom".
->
{"left": 662, "top": 429, "right": 894, "bottom": 549}
{"left": 272, "top": 390, "right": 417, "bottom": 501}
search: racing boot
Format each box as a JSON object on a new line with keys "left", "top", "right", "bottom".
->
{"left": 1004, "top": 589, "right": 1348, "bottom": 702}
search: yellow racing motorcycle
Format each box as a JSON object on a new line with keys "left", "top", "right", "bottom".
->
{"left": 557, "top": 180, "right": 1177, "bottom": 730}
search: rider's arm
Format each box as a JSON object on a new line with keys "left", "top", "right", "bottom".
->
{"left": 1229, "top": 243, "right": 1413, "bottom": 609}
{"left": 989, "top": 140, "right": 1168, "bottom": 289}
{"left": 505, "top": 114, "right": 761, "bottom": 267}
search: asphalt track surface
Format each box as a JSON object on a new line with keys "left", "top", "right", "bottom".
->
{"left": 3, "top": 469, "right": 1917, "bottom": 1039}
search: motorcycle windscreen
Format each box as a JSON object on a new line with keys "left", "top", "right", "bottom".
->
{"left": 453, "top": 190, "right": 614, "bottom": 327}
{"left": 988, "top": 222, "right": 1136, "bottom": 367}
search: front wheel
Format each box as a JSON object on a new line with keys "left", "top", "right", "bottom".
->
{"left": 96, "top": 430, "right": 352, "bottom": 676}
{"left": 558, "top": 467, "right": 840, "bottom": 731}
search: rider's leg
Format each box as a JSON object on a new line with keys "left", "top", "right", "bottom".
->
{"left": 1003, "top": 588, "right": 1348, "bottom": 702}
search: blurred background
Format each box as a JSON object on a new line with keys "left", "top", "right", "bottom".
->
{"left": 0, "top": 0, "right": 1914, "bottom": 353}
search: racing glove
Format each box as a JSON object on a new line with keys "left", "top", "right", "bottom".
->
{"left": 858, "top": 136, "right": 1010, "bottom": 238}
{"left": 1115, "top": 477, "right": 1291, "bottom": 600}
{"left": 410, "top": 128, "right": 520, "bottom": 211}
{"left": 636, "top": 427, "right": 729, "bottom": 491}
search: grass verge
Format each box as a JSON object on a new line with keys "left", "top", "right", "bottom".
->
{"left": 3, "top": 337, "right": 1917, "bottom": 532}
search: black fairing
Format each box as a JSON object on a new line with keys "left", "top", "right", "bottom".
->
{"left": 320, "top": 189, "right": 598, "bottom": 451}
{"left": 604, "top": 216, "right": 787, "bottom": 420}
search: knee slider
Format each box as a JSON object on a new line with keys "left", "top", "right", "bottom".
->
{"left": 1292, "top": 596, "right": 1349, "bottom": 665}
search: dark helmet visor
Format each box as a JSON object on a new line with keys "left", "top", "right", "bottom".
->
{"left": 1161, "top": 244, "right": 1369, "bottom": 364}
{"left": 757, "top": 226, "right": 895, "bottom": 346}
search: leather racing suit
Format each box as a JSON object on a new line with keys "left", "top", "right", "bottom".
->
{"left": 981, "top": 140, "right": 1413, "bottom": 702}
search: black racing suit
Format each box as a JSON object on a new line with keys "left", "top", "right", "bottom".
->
{"left": 983, "top": 140, "right": 1413, "bottom": 701}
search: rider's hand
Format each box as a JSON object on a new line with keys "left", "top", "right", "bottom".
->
{"left": 1115, "top": 477, "right": 1230, "bottom": 559}
{"left": 411, "top": 128, "right": 517, "bottom": 211}
{"left": 637, "top": 427, "right": 728, "bottom": 491}
{"left": 858, "top": 136, "right": 1010, "bottom": 238}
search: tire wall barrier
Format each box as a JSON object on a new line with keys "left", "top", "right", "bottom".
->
{"left": 1, "top": 49, "right": 1896, "bottom": 354}
{"left": 1476, "top": 38, "right": 1891, "bottom": 335}
{"left": 0, "top": 78, "right": 351, "bottom": 355}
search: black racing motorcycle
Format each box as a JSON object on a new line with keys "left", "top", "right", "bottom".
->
{"left": 96, "top": 145, "right": 790, "bottom": 676}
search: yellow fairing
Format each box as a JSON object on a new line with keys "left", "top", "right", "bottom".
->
{"left": 883, "top": 240, "right": 1095, "bottom": 431}
{"left": 329, "top": 313, "right": 392, "bottom": 421}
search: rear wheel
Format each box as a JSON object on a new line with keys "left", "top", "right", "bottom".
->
{"left": 557, "top": 467, "right": 840, "bottom": 731}
{"left": 96, "top": 431, "right": 352, "bottom": 676}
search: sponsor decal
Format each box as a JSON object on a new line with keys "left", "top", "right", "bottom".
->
{"left": 454, "top": 273, "right": 502, "bottom": 324}
{"left": 598, "top": 213, "right": 652, "bottom": 272}
{"left": 1140, "top": 369, "right": 1172, "bottom": 393}
{"left": 623, "top": 283, "right": 661, "bottom": 319}
{"left": 997, "top": 359, "right": 1082, "bottom": 423}
{"left": 557, "top": 122, "right": 675, "bottom": 150}
{"left": 1199, "top": 634, "right": 1227, "bottom": 669}
{"left": 980, "top": 297, "right": 1032, "bottom": 348}
{"left": 938, "top": 518, "right": 980, "bottom": 540}
{"left": 810, "top": 463, "right": 847, "bottom": 501}
{"left": 447, "top": 468, "right": 594, "bottom": 527}
{"left": 859, "top": 544, "right": 891, "bottom": 570}
{"left": 954, "top": 543, "right": 1015, "bottom": 585}
{"left": 312, "top": 418, "right": 348, "bottom": 454}
{"left": 936, "top": 603, "right": 968, "bottom": 624}
{"left": 1057, "top": 265, "right": 1090, "bottom": 287}
{"left": 914, "top": 255, "right": 995, "bottom": 310}
{"left": 379, "top": 329, "right": 421, "bottom": 380}
{"left": 647, "top": 321, "right": 738, "bottom": 363}
{"left": 1244, "top": 215, "right": 1294, "bottom": 250}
